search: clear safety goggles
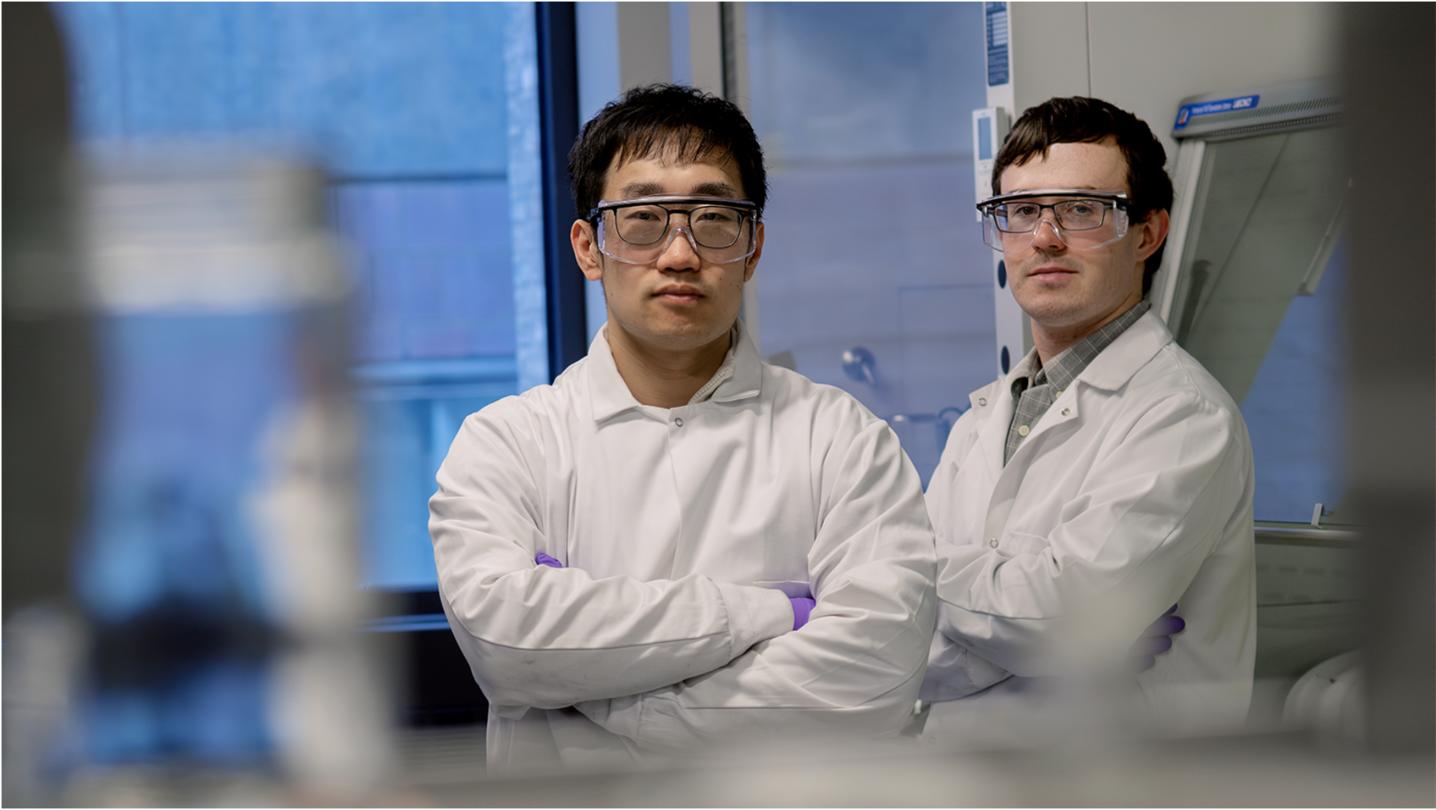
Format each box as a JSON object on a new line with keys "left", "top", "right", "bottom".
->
{"left": 976, "top": 189, "right": 1130, "bottom": 252}
{"left": 589, "top": 195, "right": 759, "bottom": 264}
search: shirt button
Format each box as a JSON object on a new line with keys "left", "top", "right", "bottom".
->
{"left": 1017, "top": 424, "right": 1030, "bottom": 437}
{"left": 674, "top": 417, "right": 684, "bottom": 427}
{"left": 988, "top": 538, "right": 998, "bottom": 548}
{"left": 978, "top": 397, "right": 988, "bottom": 406}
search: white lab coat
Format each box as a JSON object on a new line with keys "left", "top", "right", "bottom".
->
{"left": 921, "top": 310, "right": 1256, "bottom": 737}
{"left": 430, "top": 324, "right": 936, "bottom": 771}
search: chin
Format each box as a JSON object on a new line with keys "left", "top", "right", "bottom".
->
{"left": 1013, "top": 293, "right": 1065, "bottom": 320}
{"left": 1016, "top": 300, "right": 1087, "bottom": 330}
{"left": 631, "top": 319, "right": 724, "bottom": 348}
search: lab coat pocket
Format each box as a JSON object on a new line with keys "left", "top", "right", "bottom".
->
{"left": 997, "top": 530, "right": 1049, "bottom": 558}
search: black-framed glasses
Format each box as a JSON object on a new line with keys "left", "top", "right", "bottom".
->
{"left": 975, "top": 189, "right": 1130, "bottom": 251}
{"left": 588, "top": 196, "right": 759, "bottom": 264}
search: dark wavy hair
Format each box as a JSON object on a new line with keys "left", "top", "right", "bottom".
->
{"left": 568, "top": 83, "right": 768, "bottom": 220}
{"left": 994, "top": 96, "right": 1173, "bottom": 294}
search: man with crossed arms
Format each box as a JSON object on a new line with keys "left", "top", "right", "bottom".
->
{"left": 921, "top": 97, "right": 1256, "bottom": 740}
{"left": 430, "top": 85, "right": 936, "bottom": 772}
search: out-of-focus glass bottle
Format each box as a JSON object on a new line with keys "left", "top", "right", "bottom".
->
{"left": 52, "top": 149, "right": 394, "bottom": 804}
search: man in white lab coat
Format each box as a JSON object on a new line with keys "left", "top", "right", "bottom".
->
{"left": 430, "top": 84, "right": 937, "bottom": 772}
{"left": 921, "top": 97, "right": 1256, "bottom": 740}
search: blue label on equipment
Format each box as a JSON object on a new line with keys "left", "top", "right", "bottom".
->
{"left": 1174, "top": 94, "right": 1260, "bottom": 129}
{"left": 985, "top": 3, "right": 1009, "bottom": 87}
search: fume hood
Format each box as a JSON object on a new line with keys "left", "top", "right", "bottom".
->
{"left": 1156, "top": 78, "right": 1346, "bottom": 405}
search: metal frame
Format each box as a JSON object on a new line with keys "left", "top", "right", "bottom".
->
{"left": 386, "top": 3, "right": 586, "bottom": 728}
{"left": 982, "top": 3, "right": 1025, "bottom": 374}
{"left": 537, "top": 2, "right": 588, "bottom": 380}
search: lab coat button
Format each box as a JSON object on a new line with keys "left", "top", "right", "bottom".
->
{"left": 987, "top": 538, "right": 998, "bottom": 548}
{"left": 1061, "top": 407, "right": 1070, "bottom": 417}
{"left": 674, "top": 417, "right": 684, "bottom": 427}
{"left": 978, "top": 397, "right": 988, "bottom": 406}
{"left": 1017, "top": 424, "right": 1030, "bottom": 437}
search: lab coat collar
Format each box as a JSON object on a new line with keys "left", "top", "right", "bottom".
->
{"left": 1071, "top": 309, "right": 1173, "bottom": 391}
{"left": 968, "top": 374, "right": 1016, "bottom": 480}
{"left": 585, "top": 321, "right": 763, "bottom": 422}
{"left": 967, "top": 309, "right": 1174, "bottom": 405}
{"left": 965, "top": 352, "right": 1035, "bottom": 415}
{"left": 709, "top": 321, "right": 764, "bottom": 404}
{"left": 966, "top": 379, "right": 1002, "bottom": 412}
{"left": 963, "top": 309, "right": 1173, "bottom": 477}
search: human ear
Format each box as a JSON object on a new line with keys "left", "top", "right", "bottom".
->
{"left": 743, "top": 221, "right": 765, "bottom": 282}
{"left": 570, "top": 219, "right": 604, "bottom": 281}
{"left": 1134, "top": 209, "right": 1171, "bottom": 263}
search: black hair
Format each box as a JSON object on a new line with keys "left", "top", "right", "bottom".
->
{"left": 994, "top": 96, "right": 1173, "bottom": 294}
{"left": 568, "top": 83, "right": 768, "bottom": 220}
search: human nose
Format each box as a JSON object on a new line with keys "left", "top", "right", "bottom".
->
{"left": 655, "top": 217, "right": 701, "bottom": 271}
{"left": 1029, "top": 210, "right": 1067, "bottom": 252}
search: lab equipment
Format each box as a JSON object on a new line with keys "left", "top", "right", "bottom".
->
{"left": 1156, "top": 78, "right": 1344, "bottom": 406}
{"left": 971, "top": 106, "right": 1011, "bottom": 222}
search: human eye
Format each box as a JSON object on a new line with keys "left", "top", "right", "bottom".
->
{"left": 695, "top": 206, "right": 741, "bottom": 223}
{"left": 1057, "top": 200, "right": 1108, "bottom": 228}
{"left": 619, "top": 206, "right": 663, "bottom": 223}
{"left": 1006, "top": 203, "right": 1042, "bottom": 223}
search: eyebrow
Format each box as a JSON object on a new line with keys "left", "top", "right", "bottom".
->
{"left": 1006, "top": 185, "right": 1103, "bottom": 193}
{"left": 618, "top": 181, "right": 741, "bottom": 199}
{"left": 620, "top": 182, "right": 666, "bottom": 198}
{"left": 692, "top": 181, "right": 740, "bottom": 197}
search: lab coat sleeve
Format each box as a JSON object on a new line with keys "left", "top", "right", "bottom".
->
{"left": 430, "top": 405, "right": 794, "bottom": 710}
{"left": 933, "top": 391, "right": 1250, "bottom": 677}
{"left": 573, "top": 413, "right": 938, "bottom": 748}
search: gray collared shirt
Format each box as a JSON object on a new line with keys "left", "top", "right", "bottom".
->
{"left": 1004, "top": 301, "right": 1151, "bottom": 464}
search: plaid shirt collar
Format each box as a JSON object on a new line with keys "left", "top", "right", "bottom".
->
{"left": 1020, "top": 300, "right": 1152, "bottom": 393}
{"left": 1004, "top": 301, "right": 1151, "bottom": 465}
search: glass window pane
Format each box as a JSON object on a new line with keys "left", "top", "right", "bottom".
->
{"left": 56, "top": 3, "right": 542, "bottom": 589}
{"left": 1239, "top": 244, "right": 1347, "bottom": 522}
{"left": 334, "top": 180, "right": 516, "bottom": 363}
{"left": 1169, "top": 127, "right": 1349, "bottom": 523}
{"left": 737, "top": 3, "right": 995, "bottom": 484}
{"left": 58, "top": 3, "right": 514, "bottom": 175}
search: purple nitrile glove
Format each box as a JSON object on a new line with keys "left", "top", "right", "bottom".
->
{"left": 789, "top": 596, "right": 815, "bottom": 631}
{"left": 534, "top": 552, "right": 564, "bottom": 569}
{"left": 1135, "top": 604, "right": 1185, "bottom": 671}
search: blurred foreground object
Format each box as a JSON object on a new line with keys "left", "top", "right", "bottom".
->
{"left": 3, "top": 5, "right": 98, "bottom": 804}
{"left": 4, "top": 20, "right": 397, "bottom": 791}
{"left": 1341, "top": 2, "right": 1435, "bottom": 757}
{"left": 2, "top": 0, "right": 92, "bottom": 614}
{"left": 53, "top": 148, "right": 396, "bottom": 803}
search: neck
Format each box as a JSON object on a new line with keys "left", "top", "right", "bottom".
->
{"left": 605, "top": 323, "right": 733, "bottom": 408}
{"left": 1031, "top": 297, "right": 1142, "bottom": 366}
